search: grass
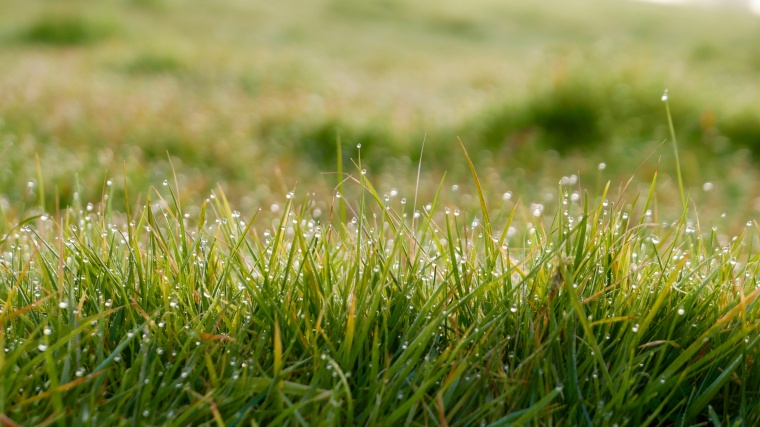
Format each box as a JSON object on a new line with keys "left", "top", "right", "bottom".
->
{"left": 1, "top": 138, "right": 759, "bottom": 425}
{"left": 1, "top": 0, "right": 760, "bottom": 424}
{"left": 122, "top": 52, "right": 189, "bottom": 76}
{"left": 18, "top": 13, "right": 117, "bottom": 46}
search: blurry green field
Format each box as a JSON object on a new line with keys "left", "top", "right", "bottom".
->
{"left": 1, "top": 0, "right": 759, "bottom": 225}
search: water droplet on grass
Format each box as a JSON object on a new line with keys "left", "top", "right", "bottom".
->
{"left": 37, "top": 343, "right": 48, "bottom": 351}
{"left": 677, "top": 307, "right": 685, "bottom": 315}
{"left": 58, "top": 302, "right": 68, "bottom": 309}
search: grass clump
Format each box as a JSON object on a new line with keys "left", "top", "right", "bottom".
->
{"left": 721, "top": 111, "right": 760, "bottom": 155}
{"left": 122, "top": 52, "right": 189, "bottom": 76}
{"left": 0, "top": 150, "right": 759, "bottom": 424}
{"left": 460, "top": 72, "right": 711, "bottom": 156}
{"left": 523, "top": 76, "right": 605, "bottom": 148}
{"left": 264, "top": 118, "right": 402, "bottom": 169}
{"left": 19, "top": 13, "right": 116, "bottom": 46}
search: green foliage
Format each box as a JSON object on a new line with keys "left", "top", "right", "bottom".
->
{"left": 19, "top": 13, "right": 116, "bottom": 46}
{"left": 126, "top": 0, "right": 169, "bottom": 11}
{"left": 123, "top": 52, "right": 188, "bottom": 76}
{"left": 524, "top": 77, "right": 605, "bottom": 148}
{"left": 272, "top": 119, "right": 401, "bottom": 169}
{"left": 461, "top": 74, "right": 710, "bottom": 155}
{"left": 425, "top": 14, "right": 487, "bottom": 40}
{"left": 722, "top": 111, "right": 760, "bottom": 156}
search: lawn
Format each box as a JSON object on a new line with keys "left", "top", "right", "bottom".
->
{"left": 1, "top": 0, "right": 760, "bottom": 425}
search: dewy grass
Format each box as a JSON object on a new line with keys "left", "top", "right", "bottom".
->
{"left": 0, "top": 154, "right": 759, "bottom": 425}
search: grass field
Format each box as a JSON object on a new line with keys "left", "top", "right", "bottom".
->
{"left": 1, "top": 0, "right": 760, "bottom": 425}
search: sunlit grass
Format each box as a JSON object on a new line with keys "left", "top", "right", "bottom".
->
{"left": 0, "top": 144, "right": 759, "bottom": 424}
{"left": 1, "top": 2, "right": 760, "bottom": 423}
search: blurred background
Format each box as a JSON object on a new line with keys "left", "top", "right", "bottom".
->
{"left": 1, "top": 0, "right": 759, "bottom": 228}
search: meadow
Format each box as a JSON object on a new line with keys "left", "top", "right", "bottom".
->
{"left": 1, "top": 0, "right": 760, "bottom": 425}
